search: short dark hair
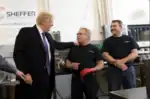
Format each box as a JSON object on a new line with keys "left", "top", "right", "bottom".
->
{"left": 111, "top": 20, "right": 123, "bottom": 27}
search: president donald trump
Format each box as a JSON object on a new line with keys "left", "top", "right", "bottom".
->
{"left": 13, "top": 12, "right": 77, "bottom": 99}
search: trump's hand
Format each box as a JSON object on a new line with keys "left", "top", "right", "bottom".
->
{"left": 24, "top": 73, "right": 33, "bottom": 85}
{"left": 71, "top": 62, "right": 80, "bottom": 70}
{"left": 80, "top": 68, "right": 96, "bottom": 77}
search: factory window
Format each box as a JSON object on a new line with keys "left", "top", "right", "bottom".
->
{"left": 112, "top": 0, "right": 149, "bottom": 25}
{"left": 49, "top": 0, "right": 94, "bottom": 42}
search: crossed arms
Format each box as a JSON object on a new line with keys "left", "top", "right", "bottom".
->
{"left": 103, "top": 49, "right": 138, "bottom": 70}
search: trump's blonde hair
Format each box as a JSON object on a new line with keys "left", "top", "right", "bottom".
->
{"left": 36, "top": 12, "right": 53, "bottom": 25}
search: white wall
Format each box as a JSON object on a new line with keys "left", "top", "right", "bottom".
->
{"left": 112, "top": 0, "right": 149, "bottom": 25}
{"left": 49, "top": 0, "right": 94, "bottom": 41}
{"left": 0, "top": 0, "right": 149, "bottom": 44}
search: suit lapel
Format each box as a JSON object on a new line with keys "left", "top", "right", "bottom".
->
{"left": 45, "top": 33, "right": 54, "bottom": 53}
{"left": 45, "top": 33, "right": 53, "bottom": 48}
{"left": 32, "top": 25, "right": 46, "bottom": 53}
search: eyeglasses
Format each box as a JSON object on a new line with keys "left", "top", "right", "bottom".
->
{"left": 77, "top": 32, "right": 85, "bottom": 35}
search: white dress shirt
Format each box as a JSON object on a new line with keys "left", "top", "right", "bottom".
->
{"left": 36, "top": 25, "right": 51, "bottom": 61}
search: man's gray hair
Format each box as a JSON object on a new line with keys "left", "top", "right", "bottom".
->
{"left": 80, "top": 27, "right": 91, "bottom": 40}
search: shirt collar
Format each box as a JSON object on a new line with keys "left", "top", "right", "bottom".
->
{"left": 118, "top": 32, "right": 122, "bottom": 37}
{"left": 112, "top": 32, "right": 122, "bottom": 37}
{"left": 36, "top": 25, "right": 43, "bottom": 34}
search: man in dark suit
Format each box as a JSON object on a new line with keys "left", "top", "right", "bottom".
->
{"left": 13, "top": 12, "right": 77, "bottom": 99}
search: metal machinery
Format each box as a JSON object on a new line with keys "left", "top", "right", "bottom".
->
{"left": 127, "top": 24, "right": 150, "bottom": 86}
{"left": 128, "top": 25, "right": 150, "bottom": 97}
{"left": 51, "top": 31, "right": 61, "bottom": 42}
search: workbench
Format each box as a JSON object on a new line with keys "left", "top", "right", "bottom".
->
{"left": 110, "top": 87, "right": 148, "bottom": 99}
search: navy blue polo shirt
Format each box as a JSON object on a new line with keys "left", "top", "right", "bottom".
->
{"left": 101, "top": 35, "right": 139, "bottom": 66}
{"left": 67, "top": 44, "right": 103, "bottom": 74}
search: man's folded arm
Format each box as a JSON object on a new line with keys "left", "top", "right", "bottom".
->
{"left": 120, "top": 37, "right": 139, "bottom": 63}
{"left": 93, "top": 47, "right": 104, "bottom": 71}
{"left": 101, "top": 40, "right": 116, "bottom": 65}
{"left": 120, "top": 49, "right": 138, "bottom": 63}
{"left": 93, "top": 60, "right": 104, "bottom": 71}
{"left": 65, "top": 59, "right": 73, "bottom": 68}
{"left": 103, "top": 52, "right": 116, "bottom": 65}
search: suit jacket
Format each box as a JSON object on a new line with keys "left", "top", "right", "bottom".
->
{"left": 0, "top": 54, "right": 17, "bottom": 73}
{"left": 13, "top": 25, "right": 74, "bottom": 99}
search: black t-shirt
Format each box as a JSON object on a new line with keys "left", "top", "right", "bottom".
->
{"left": 67, "top": 44, "right": 103, "bottom": 74}
{"left": 101, "top": 35, "right": 139, "bottom": 65}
